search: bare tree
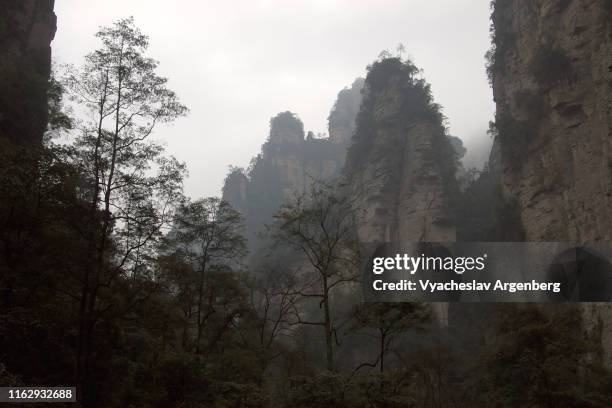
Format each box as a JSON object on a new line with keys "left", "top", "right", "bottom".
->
{"left": 249, "top": 266, "right": 300, "bottom": 350}
{"left": 350, "top": 302, "right": 431, "bottom": 374}
{"left": 273, "top": 182, "right": 360, "bottom": 371}
{"left": 164, "top": 198, "right": 247, "bottom": 355}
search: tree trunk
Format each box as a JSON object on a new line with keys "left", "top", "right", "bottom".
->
{"left": 196, "top": 277, "right": 204, "bottom": 355}
{"left": 75, "top": 71, "right": 109, "bottom": 398}
{"left": 322, "top": 275, "right": 334, "bottom": 371}
{"left": 380, "top": 331, "right": 385, "bottom": 373}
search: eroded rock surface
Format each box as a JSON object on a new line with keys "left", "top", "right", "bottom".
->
{"left": 342, "top": 58, "right": 459, "bottom": 243}
{"left": 490, "top": 0, "right": 612, "bottom": 365}
{"left": 0, "top": 0, "right": 56, "bottom": 144}
{"left": 491, "top": 0, "right": 611, "bottom": 242}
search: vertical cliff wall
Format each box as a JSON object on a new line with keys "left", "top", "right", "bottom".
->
{"left": 490, "top": 0, "right": 611, "bottom": 241}
{"left": 0, "top": 0, "right": 57, "bottom": 144}
{"left": 342, "top": 58, "right": 459, "bottom": 243}
{"left": 490, "top": 0, "right": 612, "bottom": 364}
{"left": 328, "top": 78, "right": 365, "bottom": 145}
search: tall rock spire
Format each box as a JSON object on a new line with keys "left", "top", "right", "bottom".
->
{"left": 343, "top": 57, "right": 459, "bottom": 243}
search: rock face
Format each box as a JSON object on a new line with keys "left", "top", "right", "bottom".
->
{"left": 223, "top": 80, "right": 363, "bottom": 247}
{"left": 491, "top": 0, "right": 611, "bottom": 241}
{"left": 328, "top": 78, "right": 365, "bottom": 145}
{"left": 0, "top": 0, "right": 57, "bottom": 144}
{"left": 490, "top": 0, "right": 612, "bottom": 364}
{"left": 342, "top": 58, "right": 459, "bottom": 243}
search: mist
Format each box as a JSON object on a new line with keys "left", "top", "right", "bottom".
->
{"left": 3, "top": 0, "right": 612, "bottom": 405}
{"left": 53, "top": 0, "right": 494, "bottom": 198}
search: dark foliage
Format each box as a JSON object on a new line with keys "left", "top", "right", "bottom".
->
{"left": 457, "top": 166, "right": 525, "bottom": 241}
{"left": 486, "top": 0, "right": 517, "bottom": 85}
{"left": 269, "top": 111, "right": 304, "bottom": 143}
{"left": 2, "top": 12, "right": 612, "bottom": 408}
{"left": 344, "top": 57, "right": 447, "bottom": 175}
{"left": 475, "top": 306, "right": 612, "bottom": 407}
{"left": 514, "top": 90, "right": 545, "bottom": 118}
{"left": 530, "top": 44, "right": 573, "bottom": 86}
{"left": 492, "top": 110, "right": 536, "bottom": 173}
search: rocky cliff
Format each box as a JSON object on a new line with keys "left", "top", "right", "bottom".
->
{"left": 489, "top": 0, "right": 612, "bottom": 365}
{"left": 223, "top": 81, "right": 363, "bottom": 246}
{"left": 490, "top": 0, "right": 611, "bottom": 242}
{"left": 328, "top": 78, "right": 365, "bottom": 145}
{"left": 0, "top": 0, "right": 57, "bottom": 144}
{"left": 342, "top": 58, "right": 459, "bottom": 243}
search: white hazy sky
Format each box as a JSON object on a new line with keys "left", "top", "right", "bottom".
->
{"left": 53, "top": 0, "right": 495, "bottom": 199}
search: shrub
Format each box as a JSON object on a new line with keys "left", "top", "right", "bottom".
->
{"left": 530, "top": 44, "right": 573, "bottom": 85}
{"left": 343, "top": 56, "right": 444, "bottom": 175}
{"left": 486, "top": 0, "right": 518, "bottom": 84}
{"left": 514, "top": 90, "right": 545, "bottom": 119}
{"left": 493, "top": 112, "right": 535, "bottom": 172}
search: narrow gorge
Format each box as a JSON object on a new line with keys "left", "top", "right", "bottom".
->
{"left": 2, "top": 0, "right": 612, "bottom": 405}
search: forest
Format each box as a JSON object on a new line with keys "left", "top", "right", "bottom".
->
{"left": 2, "top": 1, "right": 612, "bottom": 407}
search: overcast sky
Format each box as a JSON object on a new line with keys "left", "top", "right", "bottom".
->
{"left": 53, "top": 0, "right": 495, "bottom": 199}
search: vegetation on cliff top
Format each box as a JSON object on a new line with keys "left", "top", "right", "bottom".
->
{"left": 344, "top": 57, "right": 447, "bottom": 173}
{"left": 343, "top": 55, "right": 460, "bottom": 222}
